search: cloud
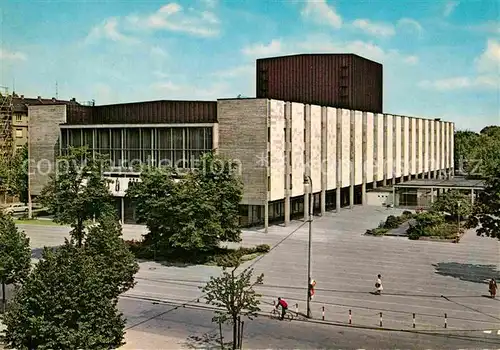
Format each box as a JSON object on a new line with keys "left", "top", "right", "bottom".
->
{"left": 132, "top": 2, "right": 220, "bottom": 37}
{"left": 397, "top": 18, "right": 423, "bottom": 33}
{"left": 0, "top": 49, "right": 27, "bottom": 61}
{"left": 352, "top": 19, "right": 395, "bottom": 37}
{"left": 469, "top": 21, "right": 500, "bottom": 35}
{"left": 85, "top": 17, "right": 137, "bottom": 44}
{"left": 150, "top": 46, "right": 168, "bottom": 58}
{"left": 298, "top": 37, "right": 418, "bottom": 65}
{"left": 475, "top": 38, "right": 500, "bottom": 73}
{"left": 443, "top": 1, "right": 458, "bottom": 17}
{"left": 151, "top": 80, "right": 232, "bottom": 99}
{"left": 212, "top": 65, "right": 254, "bottom": 78}
{"left": 200, "top": 0, "right": 217, "bottom": 8}
{"left": 301, "top": 0, "right": 342, "bottom": 29}
{"left": 418, "top": 76, "right": 496, "bottom": 91}
{"left": 420, "top": 39, "right": 499, "bottom": 91}
{"left": 242, "top": 40, "right": 283, "bottom": 57}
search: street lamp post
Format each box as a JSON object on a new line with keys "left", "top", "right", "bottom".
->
{"left": 457, "top": 201, "right": 461, "bottom": 234}
{"left": 304, "top": 175, "right": 313, "bottom": 318}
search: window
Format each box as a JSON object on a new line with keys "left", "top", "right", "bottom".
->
{"left": 15, "top": 129, "right": 22, "bottom": 138}
{"left": 16, "top": 145, "right": 23, "bottom": 151}
{"left": 15, "top": 115, "right": 22, "bottom": 122}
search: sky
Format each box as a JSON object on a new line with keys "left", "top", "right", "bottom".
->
{"left": 0, "top": 0, "right": 498, "bottom": 131}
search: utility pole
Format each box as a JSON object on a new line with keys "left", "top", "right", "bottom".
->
{"left": 304, "top": 175, "right": 313, "bottom": 318}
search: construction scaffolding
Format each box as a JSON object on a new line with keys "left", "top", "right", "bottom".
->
{"left": 0, "top": 87, "right": 14, "bottom": 160}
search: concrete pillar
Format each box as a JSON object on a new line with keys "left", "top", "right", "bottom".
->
{"left": 284, "top": 197, "right": 290, "bottom": 226}
{"left": 336, "top": 109, "right": 342, "bottom": 213}
{"left": 362, "top": 112, "right": 367, "bottom": 205}
{"left": 248, "top": 205, "right": 253, "bottom": 224}
{"left": 121, "top": 197, "right": 125, "bottom": 224}
{"left": 383, "top": 114, "right": 388, "bottom": 189}
{"left": 304, "top": 104, "right": 311, "bottom": 220}
{"left": 373, "top": 181, "right": 377, "bottom": 189}
{"left": 284, "top": 102, "right": 291, "bottom": 226}
{"left": 264, "top": 202, "right": 269, "bottom": 233}
{"left": 320, "top": 106, "right": 327, "bottom": 215}
{"left": 430, "top": 187, "right": 434, "bottom": 203}
{"left": 304, "top": 192, "right": 309, "bottom": 222}
{"left": 350, "top": 110, "right": 355, "bottom": 209}
{"left": 392, "top": 186, "right": 396, "bottom": 207}
{"left": 471, "top": 189, "right": 475, "bottom": 205}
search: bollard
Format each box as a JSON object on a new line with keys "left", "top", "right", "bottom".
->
{"left": 444, "top": 313, "right": 447, "bottom": 328}
{"left": 379, "top": 312, "right": 383, "bottom": 327}
{"left": 295, "top": 303, "right": 298, "bottom": 314}
{"left": 412, "top": 313, "right": 415, "bottom": 328}
{"left": 322, "top": 306, "right": 325, "bottom": 320}
{"left": 348, "top": 309, "right": 352, "bottom": 325}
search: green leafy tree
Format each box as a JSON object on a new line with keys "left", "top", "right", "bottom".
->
{"left": 4, "top": 144, "right": 29, "bottom": 203}
{"left": 0, "top": 213, "right": 31, "bottom": 311}
{"left": 193, "top": 152, "right": 243, "bottom": 242}
{"left": 3, "top": 216, "right": 138, "bottom": 349}
{"left": 201, "top": 265, "right": 264, "bottom": 350}
{"left": 467, "top": 164, "right": 500, "bottom": 239}
{"left": 454, "top": 130, "right": 480, "bottom": 174}
{"left": 84, "top": 217, "right": 139, "bottom": 299}
{"left": 431, "top": 190, "right": 472, "bottom": 219}
{"left": 40, "top": 147, "right": 115, "bottom": 246}
{"left": 127, "top": 153, "right": 243, "bottom": 255}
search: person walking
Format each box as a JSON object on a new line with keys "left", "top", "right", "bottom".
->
{"left": 375, "top": 274, "right": 383, "bottom": 295}
{"left": 489, "top": 278, "right": 497, "bottom": 298}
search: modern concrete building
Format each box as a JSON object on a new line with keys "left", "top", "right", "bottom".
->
{"left": 28, "top": 97, "right": 454, "bottom": 228}
{"left": 25, "top": 54, "right": 455, "bottom": 229}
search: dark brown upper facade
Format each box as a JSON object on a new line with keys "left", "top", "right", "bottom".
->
{"left": 256, "top": 53, "right": 383, "bottom": 113}
{"left": 66, "top": 100, "right": 218, "bottom": 125}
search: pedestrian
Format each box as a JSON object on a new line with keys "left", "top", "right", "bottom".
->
{"left": 375, "top": 274, "right": 383, "bottom": 295}
{"left": 489, "top": 278, "right": 497, "bottom": 298}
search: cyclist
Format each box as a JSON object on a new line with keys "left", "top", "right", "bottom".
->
{"left": 275, "top": 297, "right": 288, "bottom": 320}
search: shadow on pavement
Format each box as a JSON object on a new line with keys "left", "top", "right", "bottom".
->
{"left": 184, "top": 332, "right": 230, "bottom": 349}
{"left": 433, "top": 262, "right": 500, "bottom": 284}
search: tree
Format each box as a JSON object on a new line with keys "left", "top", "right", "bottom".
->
{"left": 193, "top": 152, "right": 243, "bottom": 242}
{"left": 3, "top": 216, "right": 138, "bottom": 349}
{"left": 0, "top": 213, "right": 31, "bottom": 311}
{"left": 40, "top": 147, "right": 115, "bottom": 246}
{"left": 454, "top": 130, "right": 480, "bottom": 174}
{"left": 126, "top": 153, "right": 243, "bottom": 255}
{"left": 84, "top": 216, "right": 139, "bottom": 299}
{"left": 201, "top": 265, "right": 264, "bottom": 350}
{"left": 5, "top": 144, "right": 28, "bottom": 203}
{"left": 467, "top": 163, "right": 500, "bottom": 239}
{"left": 431, "top": 190, "right": 472, "bottom": 219}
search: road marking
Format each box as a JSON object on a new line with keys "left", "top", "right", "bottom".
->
{"left": 497, "top": 330, "right": 500, "bottom": 335}
{"left": 483, "top": 330, "right": 492, "bottom": 334}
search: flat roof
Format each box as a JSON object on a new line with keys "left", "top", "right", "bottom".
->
{"left": 394, "top": 177, "right": 485, "bottom": 189}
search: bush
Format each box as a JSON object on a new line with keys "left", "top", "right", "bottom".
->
{"left": 365, "top": 227, "right": 388, "bottom": 236}
{"left": 254, "top": 244, "right": 270, "bottom": 253}
{"left": 402, "top": 210, "right": 413, "bottom": 217}
{"left": 407, "top": 224, "right": 426, "bottom": 240}
{"left": 414, "top": 212, "right": 445, "bottom": 227}
{"left": 384, "top": 215, "right": 400, "bottom": 229}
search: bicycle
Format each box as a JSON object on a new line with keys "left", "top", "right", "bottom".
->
{"left": 270, "top": 307, "right": 294, "bottom": 321}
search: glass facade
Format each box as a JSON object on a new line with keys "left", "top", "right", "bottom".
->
{"left": 61, "top": 127, "right": 213, "bottom": 170}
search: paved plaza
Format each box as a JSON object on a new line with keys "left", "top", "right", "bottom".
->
{"left": 16, "top": 206, "right": 500, "bottom": 347}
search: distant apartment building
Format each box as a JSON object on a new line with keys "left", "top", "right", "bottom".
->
{"left": 0, "top": 93, "right": 78, "bottom": 155}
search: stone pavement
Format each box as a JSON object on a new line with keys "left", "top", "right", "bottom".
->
{"left": 18, "top": 206, "right": 500, "bottom": 334}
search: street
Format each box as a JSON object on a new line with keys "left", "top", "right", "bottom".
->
{"left": 119, "top": 297, "right": 500, "bottom": 349}
{"left": 18, "top": 206, "right": 500, "bottom": 348}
